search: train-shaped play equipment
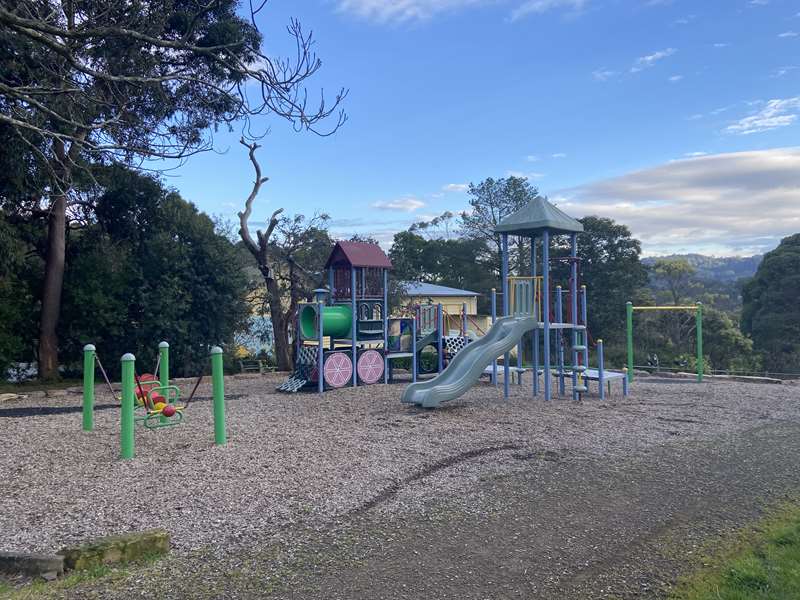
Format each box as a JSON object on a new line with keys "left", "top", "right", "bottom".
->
{"left": 277, "top": 241, "right": 468, "bottom": 393}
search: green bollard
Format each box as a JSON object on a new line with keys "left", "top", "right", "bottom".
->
{"left": 696, "top": 302, "right": 704, "bottom": 383}
{"left": 158, "top": 341, "right": 170, "bottom": 391}
{"left": 158, "top": 341, "right": 170, "bottom": 424}
{"left": 121, "top": 353, "right": 136, "bottom": 460}
{"left": 82, "top": 344, "right": 96, "bottom": 431}
{"left": 210, "top": 346, "right": 226, "bottom": 446}
{"left": 626, "top": 301, "right": 634, "bottom": 383}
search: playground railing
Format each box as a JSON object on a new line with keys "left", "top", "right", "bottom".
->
{"left": 507, "top": 277, "right": 542, "bottom": 318}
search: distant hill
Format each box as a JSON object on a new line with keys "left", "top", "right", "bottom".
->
{"left": 642, "top": 254, "right": 762, "bottom": 283}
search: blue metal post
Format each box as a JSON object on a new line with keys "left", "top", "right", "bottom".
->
{"left": 581, "top": 285, "right": 589, "bottom": 393}
{"left": 623, "top": 369, "right": 629, "bottom": 397}
{"left": 412, "top": 314, "right": 418, "bottom": 383}
{"left": 532, "top": 237, "right": 539, "bottom": 396}
{"left": 318, "top": 301, "right": 324, "bottom": 394}
{"left": 351, "top": 267, "right": 357, "bottom": 387}
{"left": 462, "top": 302, "right": 467, "bottom": 337}
{"left": 570, "top": 233, "right": 579, "bottom": 401}
{"left": 437, "top": 303, "right": 444, "bottom": 373}
{"left": 383, "top": 269, "right": 389, "bottom": 384}
{"left": 295, "top": 308, "right": 301, "bottom": 359}
{"left": 491, "top": 288, "right": 497, "bottom": 386}
{"left": 598, "top": 338, "right": 605, "bottom": 401}
{"left": 501, "top": 233, "right": 510, "bottom": 399}
{"left": 556, "top": 286, "right": 565, "bottom": 396}
{"left": 542, "top": 230, "right": 551, "bottom": 401}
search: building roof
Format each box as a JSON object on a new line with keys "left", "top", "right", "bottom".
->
{"left": 494, "top": 196, "right": 584, "bottom": 236}
{"left": 325, "top": 241, "right": 393, "bottom": 269}
{"left": 403, "top": 282, "right": 481, "bottom": 297}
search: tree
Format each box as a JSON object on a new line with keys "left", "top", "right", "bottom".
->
{"left": 703, "top": 308, "right": 759, "bottom": 373}
{"left": 237, "top": 141, "right": 334, "bottom": 370}
{"left": 0, "top": 211, "right": 38, "bottom": 375}
{"left": 552, "top": 216, "right": 649, "bottom": 344}
{"left": 58, "top": 166, "right": 250, "bottom": 377}
{"left": 460, "top": 176, "right": 542, "bottom": 273}
{"left": 0, "top": 1, "right": 344, "bottom": 378}
{"left": 389, "top": 230, "right": 496, "bottom": 312}
{"left": 742, "top": 233, "right": 800, "bottom": 373}
{"left": 651, "top": 258, "right": 697, "bottom": 305}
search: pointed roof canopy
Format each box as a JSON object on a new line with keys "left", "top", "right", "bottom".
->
{"left": 494, "top": 197, "right": 584, "bottom": 236}
{"left": 325, "top": 241, "right": 393, "bottom": 269}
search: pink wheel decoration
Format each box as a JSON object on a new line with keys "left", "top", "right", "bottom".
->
{"left": 357, "top": 349, "right": 385, "bottom": 384}
{"left": 323, "top": 352, "right": 352, "bottom": 388}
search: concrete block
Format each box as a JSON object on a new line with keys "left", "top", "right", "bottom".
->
{"left": 0, "top": 551, "right": 64, "bottom": 577}
{"left": 59, "top": 529, "right": 170, "bottom": 571}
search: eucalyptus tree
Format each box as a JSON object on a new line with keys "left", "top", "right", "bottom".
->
{"left": 0, "top": 0, "right": 344, "bottom": 378}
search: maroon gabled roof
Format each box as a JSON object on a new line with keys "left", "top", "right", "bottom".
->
{"left": 325, "top": 241, "right": 392, "bottom": 269}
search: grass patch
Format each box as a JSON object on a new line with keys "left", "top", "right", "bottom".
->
{"left": 672, "top": 500, "right": 800, "bottom": 599}
{"left": 0, "top": 552, "right": 164, "bottom": 600}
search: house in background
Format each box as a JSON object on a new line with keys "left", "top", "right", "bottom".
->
{"left": 401, "top": 282, "right": 490, "bottom": 336}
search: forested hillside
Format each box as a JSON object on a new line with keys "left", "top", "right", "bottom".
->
{"left": 643, "top": 254, "right": 762, "bottom": 283}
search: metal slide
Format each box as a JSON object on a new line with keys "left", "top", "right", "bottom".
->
{"left": 401, "top": 315, "right": 538, "bottom": 408}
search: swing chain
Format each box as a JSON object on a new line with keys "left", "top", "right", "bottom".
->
{"left": 94, "top": 354, "right": 120, "bottom": 401}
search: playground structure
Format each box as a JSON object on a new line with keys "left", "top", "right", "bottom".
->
{"left": 625, "top": 302, "right": 704, "bottom": 382}
{"left": 82, "top": 341, "right": 226, "bottom": 459}
{"left": 402, "top": 197, "right": 627, "bottom": 408}
{"left": 277, "top": 241, "right": 476, "bottom": 393}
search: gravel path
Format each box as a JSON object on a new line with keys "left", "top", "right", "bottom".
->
{"left": 1, "top": 374, "right": 799, "bottom": 597}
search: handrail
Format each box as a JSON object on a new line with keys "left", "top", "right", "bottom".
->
{"left": 631, "top": 305, "right": 699, "bottom": 311}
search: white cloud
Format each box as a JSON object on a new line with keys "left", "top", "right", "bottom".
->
{"left": 556, "top": 148, "right": 800, "bottom": 255}
{"left": 510, "top": 0, "right": 588, "bottom": 21}
{"left": 778, "top": 31, "right": 799, "bottom": 38}
{"left": 772, "top": 66, "right": 798, "bottom": 78}
{"left": 668, "top": 74, "right": 684, "bottom": 82}
{"left": 526, "top": 154, "right": 540, "bottom": 162}
{"left": 592, "top": 68, "right": 618, "bottom": 81}
{"left": 725, "top": 97, "right": 800, "bottom": 135}
{"left": 684, "top": 151, "right": 708, "bottom": 157}
{"left": 336, "top": 0, "right": 486, "bottom": 22}
{"left": 552, "top": 152, "right": 567, "bottom": 158}
{"left": 713, "top": 42, "right": 730, "bottom": 48}
{"left": 336, "top": 0, "right": 587, "bottom": 23}
{"left": 442, "top": 183, "right": 469, "bottom": 192}
{"left": 506, "top": 170, "right": 545, "bottom": 179}
{"left": 631, "top": 48, "right": 677, "bottom": 73}
{"left": 372, "top": 197, "right": 426, "bottom": 211}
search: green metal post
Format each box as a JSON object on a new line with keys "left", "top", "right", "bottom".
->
{"left": 211, "top": 346, "right": 226, "bottom": 445}
{"left": 626, "top": 301, "right": 634, "bottom": 383}
{"left": 696, "top": 302, "right": 704, "bottom": 383}
{"left": 120, "top": 353, "right": 135, "bottom": 460}
{"left": 82, "top": 344, "right": 96, "bottom": 431}
{"left": 158, "top": 341, "right": 169, "bottom": 391}
{"left": 158, "top": 341, "right": 170, "bottom": 425}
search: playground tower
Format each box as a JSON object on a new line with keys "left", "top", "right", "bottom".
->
{"left": 495, "top": 196, "right": 587, "bottom": 402}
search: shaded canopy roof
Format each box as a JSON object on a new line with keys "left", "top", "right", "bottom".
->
{"left": 402, "top": 282, "right": 480, "bottom": 297}
{"left": 325, "top": 241, "right": 393, "bottom": 269}
{"left": 494, "top": 197, "right": 584, "bottom": 236}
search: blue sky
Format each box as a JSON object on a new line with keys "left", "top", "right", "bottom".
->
{"left": 171, "top": 0, "right": 800, "bottom": 256}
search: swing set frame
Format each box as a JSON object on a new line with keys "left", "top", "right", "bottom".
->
{"left": 625, "top": 302, "right": 704, "bottom": 383}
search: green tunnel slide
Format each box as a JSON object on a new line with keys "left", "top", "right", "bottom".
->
{"left": 299, "top": 304, "right": 353, "bottom": 340}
